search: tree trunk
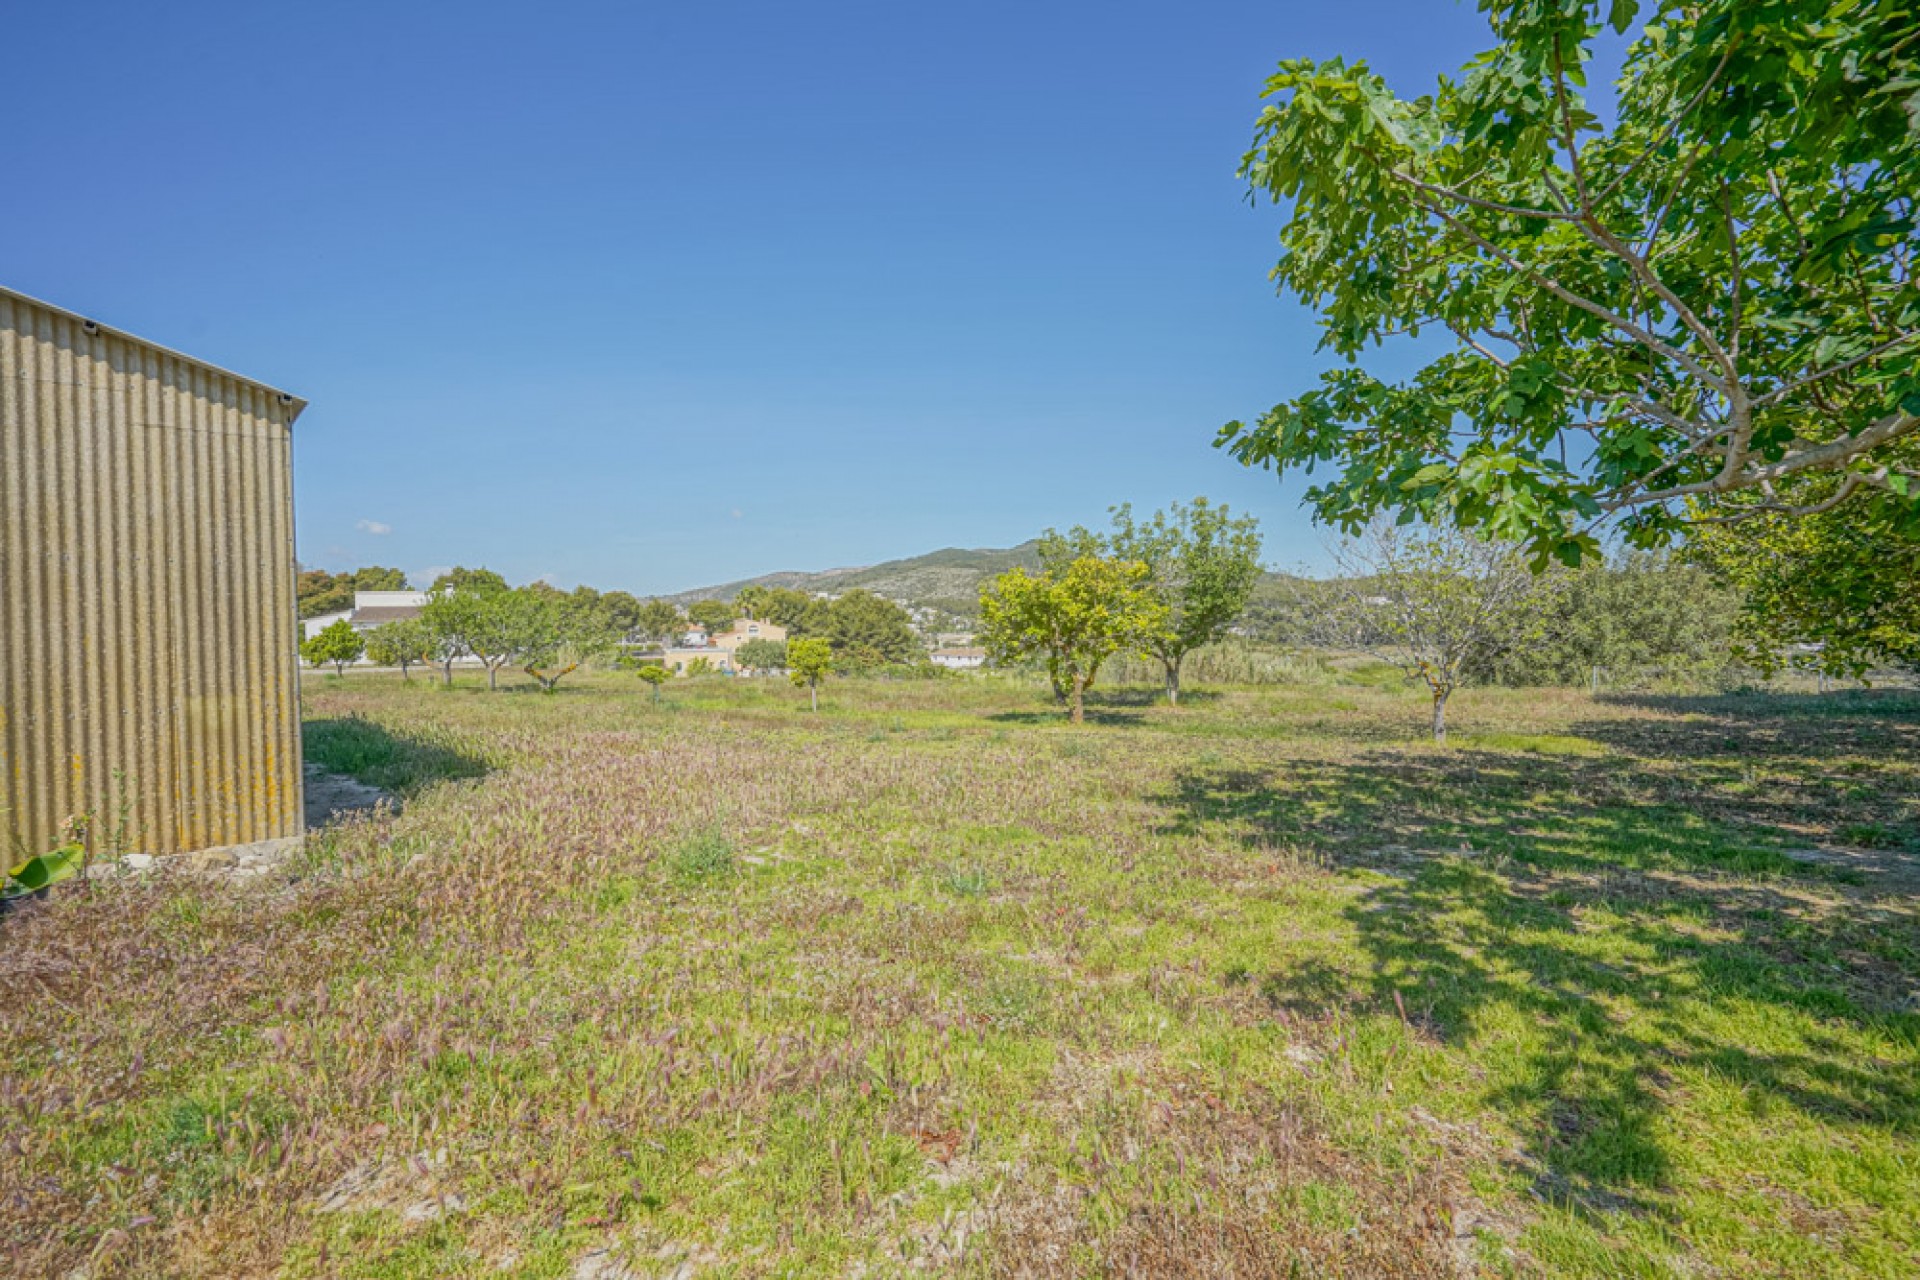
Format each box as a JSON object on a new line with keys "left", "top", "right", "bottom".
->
{"left": 1070, "top": 672, "right": 1086, "bottom": 724}
{"left": 810, "top": 681, "right": 818, "bottom": 712}
{"left": 1165, "top": 655, "right": 1181, "bottom": 706}
{"left": 487, "top": 662, "right": 499, "bottom": 692}
{"left": 442, "top": 660, "right": 454, "bottom": 687}
{"left": 333, "top": 660, "right": 347, "bottom": 677}
{"left": 1431, "top": 688, "right": 1449, "bottom": 743}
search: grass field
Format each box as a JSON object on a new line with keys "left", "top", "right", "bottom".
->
{"left": 4, "top": 671, "right": 1918, "bottom": 1277}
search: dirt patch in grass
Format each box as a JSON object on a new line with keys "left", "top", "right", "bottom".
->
{"left": 303, "top": 763, "right": 396, "bottom": 830}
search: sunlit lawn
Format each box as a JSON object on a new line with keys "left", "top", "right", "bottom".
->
{"left": 4, "top": 670, "right": 1917, "bottom": 1277}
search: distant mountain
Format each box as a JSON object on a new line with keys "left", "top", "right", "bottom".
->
{"left": 666, "top": 542, "right": 1045, "bottom": 620}
{"left": 665, "top": 541, "right": 1311, "bottom": 639}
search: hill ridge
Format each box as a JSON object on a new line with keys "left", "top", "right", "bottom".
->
{"left": 663, "top": 541, "right": 1045, "bottom": 620}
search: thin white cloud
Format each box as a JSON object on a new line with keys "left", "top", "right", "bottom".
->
{"left": 356, "top": 519, "right": 393, "bottom": 535}
{"left": 730, "top": 507, "right": 743, "bottom": 519}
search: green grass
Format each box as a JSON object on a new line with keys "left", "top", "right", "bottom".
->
{"left": 667, "top": 826, "right": 736, "bottom": 882}
{"left": 303, "top": 711, "right": 497, "bottom": 792}
{"left": 4, "top": 670, "right": 1918, "bottom": 1276}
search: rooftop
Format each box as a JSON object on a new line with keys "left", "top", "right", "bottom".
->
{"left": 0, "top": 284, "right": 307, "bottom": 422}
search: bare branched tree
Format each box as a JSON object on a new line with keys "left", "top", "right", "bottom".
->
{"left": 1302, "top": 522, "right": 1566, "bottom": 742}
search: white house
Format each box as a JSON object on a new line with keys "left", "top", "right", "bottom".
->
{"left": 302, "top": 590, "right": 433, "bottom": 663}
{"left": 930, "top": 646, "right": 988, "bottom": 670}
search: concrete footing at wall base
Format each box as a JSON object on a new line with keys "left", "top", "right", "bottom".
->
{"left": 45, "top": 769, "right": 395, "bottom": 892}
{"left": 174, "top": 835, "right": 308, "bottom": 876}
{"left": 82, "top": 834, "right": 308, "bottom": 882}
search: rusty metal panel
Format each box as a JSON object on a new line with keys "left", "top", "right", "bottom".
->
{"left": 1, "top": 287, "right": 305, "bottom": 860}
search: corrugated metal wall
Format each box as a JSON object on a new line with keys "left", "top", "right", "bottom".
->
{"left": 1, "top": 289, "right": 304, "bottom": 859}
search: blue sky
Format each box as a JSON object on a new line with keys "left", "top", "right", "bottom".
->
{"left": 10, "top": 2, "right": 1526, "bottom": 593}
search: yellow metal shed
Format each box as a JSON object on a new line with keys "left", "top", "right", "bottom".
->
{"left": 1, "top": 286, "right": 306, "bottom": 860}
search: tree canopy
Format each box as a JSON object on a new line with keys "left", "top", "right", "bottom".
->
{"left": 733, "top": 638, "right": 789, "bottom": 673}
{"left": 1690, "top": 503, "right": 1920, "bottom": 676}
{"left": 979, "top": 557, "right": 1167, "bottom": 724}
{"left": 787, "top": 637, "right": 834, "bottom": 711}
{"left": 422, "top": 580, "right": 552, "bottom": 690}
{"left": 1472, "top": 549, "right": 1737, "bottom": 687}
{"left": 821, "top": 590, "right": 920, "bottom": 666}
{"left": 637, "top": 599, "right": 685, "bottom": 645}
{"left": 736, "top": 586, "right": 827, "bottom": 634}
{"left": 429, "top": 566, "right": 509, "bottom": 595}
{"left": 1044, "top": 499, "right": 1264, "bottom": 704}
{"left": 363, "top": 617, "right": 435, "bottom": 679}
{"left": 1220, "top": 0, "right": 1920, "bottom": 567}
{"left": 296, "top": 566, "right": 408, "bottom": 618}
{"left": 686, "top": 600, "right": 738, "bottom": 636}
{"left": 301, "top": 618, "right": 366, "bottom": 676}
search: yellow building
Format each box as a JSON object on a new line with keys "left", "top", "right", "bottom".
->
{"left": 710, "top": 618, "right": 788, "bottom": 662}
{"left": 640, "top": 618, "right": 792, "bottom": 676}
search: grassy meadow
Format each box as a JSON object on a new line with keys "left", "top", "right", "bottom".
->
{"left": 4, "top": 670, "right": 1918, "bottom": 1277}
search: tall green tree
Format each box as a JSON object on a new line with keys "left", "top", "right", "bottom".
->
{"left": 686, "top": 600, "right": 738, "bottom": 636}
{"left": 1220, "top": 1, "right": 1920, "bottom": 567}
{"left": 430, "top": 566, "right": 509, "bottom": 594}
{"left": 551, "top": 586, "right": 622, "bottom": 656}
{"left": 468, "top": 588, "right": 556, "bottom": 692}
{"left": 422, "top": 585, "right": 484, "bottom": 686}
{"left": 978, "top": 557, "right": 1168, "bottom": 724}
{"left": 364, "top": 617, "right": 435, "bottom": 680}
{"left": 601, "top": 590, "right": 644, "bottom": 642}
{"left": 1050, "top": 499, "right": 1265, "bottom": 705}
{"left": 1472, "top": 549, "right": 1738, "bottom": 687}
{"left": 301, "top": 618, "right": 365, "bottom": 676}
{"left": 736, "top": 585, "right": 826, "bottom": 634}
{"left": 296, "top": 570, "right": 354, "bottom": 619}
{"left": 637, "top": 599, "right": 685, "bottom": 645}
{"left": 296, "top": 566, "right": 410, "bottom": 619}
{"left": 352, "top": 566, "right": 409, "bottom": 592}
{"left": 823, "top": 590, "right": 920, "bottom": 665}
{"left": 421, "top": 580, "right": 551, "bottom": 690}
{"left": 733, "top": 638, "right": 789, "bottom": 673}
{"left": 1691, "top": 505, "right": 1920, "bottom": 677}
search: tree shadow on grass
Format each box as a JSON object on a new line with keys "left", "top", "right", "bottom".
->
{"left": 1152, "top": 746, "right": 1920, "bottom": 1222}
{"left": 1580, "top": 689, "right": 1920, "bottom": 763}
{"left": 987, "top": 686, "right": 1223, "bottom": 727}
{"left": 1094, "top": 686, "right": 1225, "bottom": 709}
{"left": 1569, "top": 692, "right": 1920, "bottom": 858}
{"left": 302, "top": 715, "right": 494, "bottom": 795}
{"left": 988, "top": 706, "right": 1150, "bottom": 728}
